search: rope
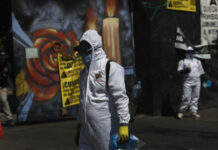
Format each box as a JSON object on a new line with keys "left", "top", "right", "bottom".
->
{"left": 141, "top": 0, "right": 167, "bottom": 21}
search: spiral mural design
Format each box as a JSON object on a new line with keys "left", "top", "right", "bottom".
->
{"left": 26, "top": 28, "right": 73, "bottom": 101}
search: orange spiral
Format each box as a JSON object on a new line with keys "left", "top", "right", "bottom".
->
{"left": 26, "top": 28, "right": 74, "bottom": 101}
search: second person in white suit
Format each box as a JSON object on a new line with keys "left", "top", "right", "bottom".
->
{"left": 177, "top": 47, "right": 205, "bottom": 119}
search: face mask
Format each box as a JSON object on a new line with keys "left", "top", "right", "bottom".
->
{"left": 186, "top": 53, "right": 194, "bottom": 59}
{"left": 82, "top": 53, "right": 92, "bottom": 67}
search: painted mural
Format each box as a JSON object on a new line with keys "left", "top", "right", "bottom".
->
{"left": 11, "top": 0, "right": 134, "bottom": 122}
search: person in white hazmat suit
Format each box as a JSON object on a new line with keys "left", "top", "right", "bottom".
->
{"left": 74, "top": 30, "right": 130, "bottom": 150}
{"left": 177, "top": 47, "right": 205, "bottom": 120}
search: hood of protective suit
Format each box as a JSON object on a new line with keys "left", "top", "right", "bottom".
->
{"left": 79, "top": 30, "right": 106, "bottom": 63}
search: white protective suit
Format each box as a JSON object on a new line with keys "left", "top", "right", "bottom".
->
{"left": 77, "top": 30, "right": 130, "bottom": 150}
{"left": 177, "top": 57, "right": 205, "bottom": 113}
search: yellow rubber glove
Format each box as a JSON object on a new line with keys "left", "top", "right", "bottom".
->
{"left": 118, "top": 125, "right": 129, "bottom": 144}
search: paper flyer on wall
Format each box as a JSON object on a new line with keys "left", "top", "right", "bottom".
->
{"left": 167, "top": 0, "right": 196, "bottom": 12}
{"left": 58, "top": 53, "right": 84, "bottom": 107}
{"left": 200, "top": 0, "right": 218, "bottom": 45}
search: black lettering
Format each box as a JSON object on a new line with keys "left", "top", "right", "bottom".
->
{"left": 63, "top": 82, "right": 68, "bottom": 88}
{"left": 208, "top": 29, "right": 218, "bottom": 34}
{"left": 210, "top": 0, "right": 217, "bottom": 6}
{"left": 202, "top": 21, "right": 218, "bottom": 27}
{"left": 202, "top": 6, "right": 218, "bottom": 13}
{"left": 202, "top": 14, "right": 218, "bottom": 20}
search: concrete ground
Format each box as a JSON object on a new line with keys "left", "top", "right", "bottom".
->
{"left": 0, "top": 108, "right": 218, "bottom": 150}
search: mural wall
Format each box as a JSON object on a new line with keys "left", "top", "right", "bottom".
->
{"left": 12, "top": 0, "right": 134, "bottom": 122}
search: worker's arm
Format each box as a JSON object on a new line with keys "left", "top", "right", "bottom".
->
{"left": 107, "top": 62, "right": 130, "bottom": 144}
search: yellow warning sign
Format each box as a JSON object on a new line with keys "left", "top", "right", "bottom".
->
{"left": 60, "top": 78, "right": 80, "bottom": 107}
{"left": 58, "top": 52, "right": 85, "bottom": 107}
{"left": 167, "top": 0, "right": 196, "bottom": 12}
